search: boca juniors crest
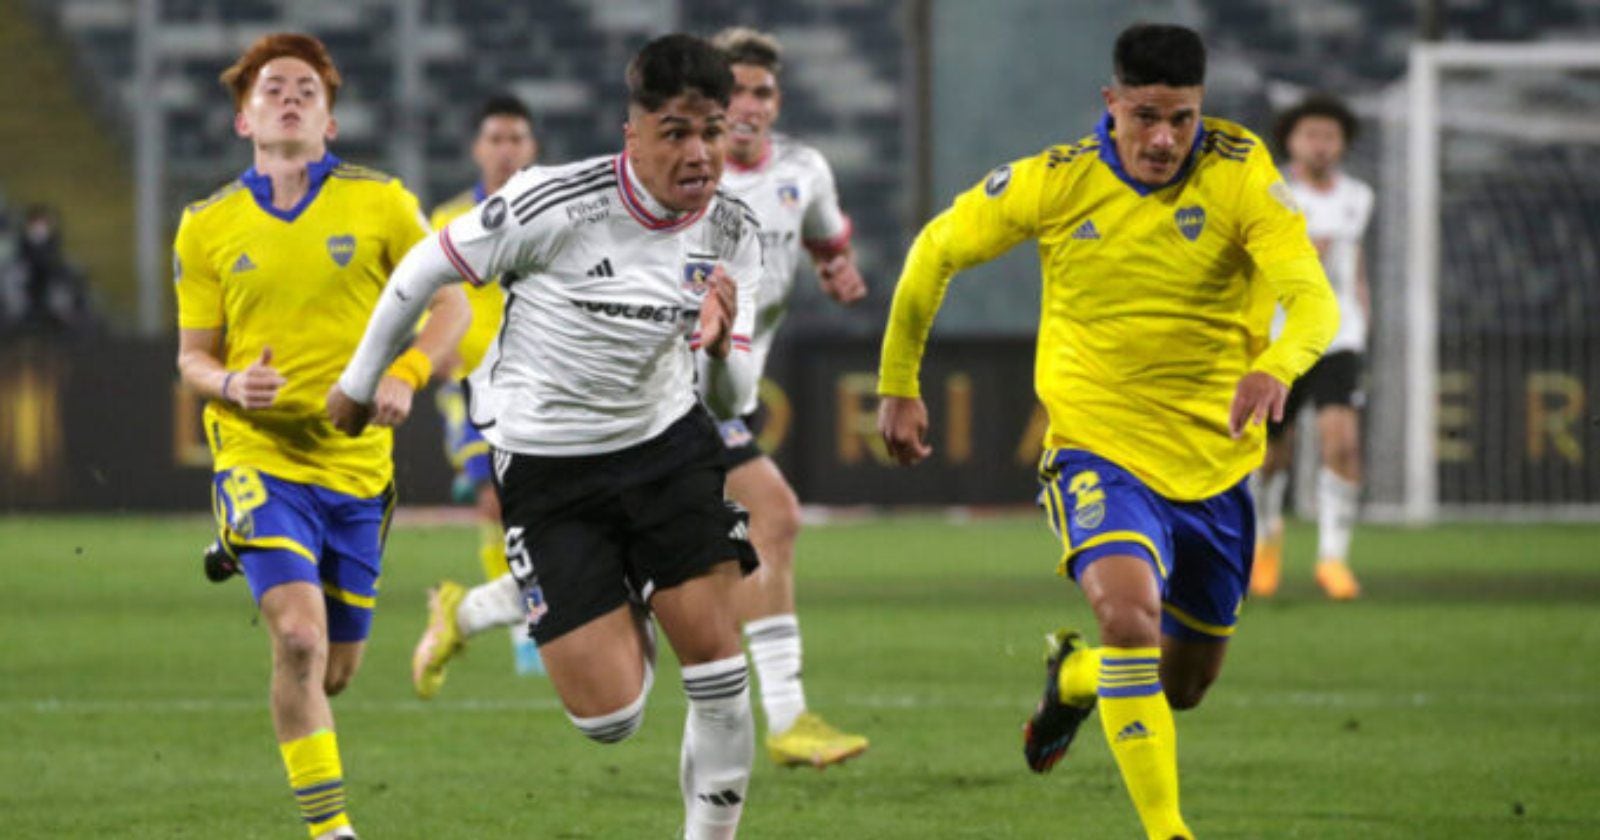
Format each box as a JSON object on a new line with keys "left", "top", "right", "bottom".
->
{"left": 683, "top": 260, "right": 715, "bottom": 295}
{"left": 1174, "top": 206, "right": 1206, "bottom": 242}
{"left": 326, "top": 234, "right": 356, "bottom": 267}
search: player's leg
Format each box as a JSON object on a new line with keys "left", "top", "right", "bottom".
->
{"left": 1312, "top": 352, "right": 1363, "bottom": 599}
{"left": 1027, "top": 451, "right": 1191, "bottom": 840}
{"left": 215, "top": 468, "right": 358, "bottom": 839}
{"left": 1159, "top": 476, "right": 1254, "bottom": 710}
{"left": 1251, "top": 378, "right": 1305, "bottom": 598}
{"left": 536, "top": 603, "right": 656, "bottom": 742}
{"left": 626, "top": 434, "right": 760, "bottom": 840}
{"left": 652, "top": 562, "right": 754, "bottom": 840}
{"left": 726, "top": 450, "right": 867, "bottom": 767}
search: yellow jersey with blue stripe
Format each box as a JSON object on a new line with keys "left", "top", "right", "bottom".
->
{"left": 429, "top": 184, "right": 506, "bottom": 377}
{"left": 880, "top": 114, "right": 1339, "bottom": 501}
{"left": 173, "top": 153, "right": 430, "bottom": 498}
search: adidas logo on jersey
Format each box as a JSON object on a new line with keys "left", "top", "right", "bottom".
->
{"left": 1070, "top": 219, "right": 1100, "bottom": 240}
{"left": 1115, "top": 721, "right": 1150, "bottom": 742}
{"left": 232, "top": 253, "right": 257, "bottom": 273}
{"left": 586, "top": 258, "right": 615, "bottom": 277}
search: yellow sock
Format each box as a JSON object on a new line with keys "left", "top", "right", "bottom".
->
{"left": 478, "top": 522, "right": 508, "bottom": 582}
{"left": 279, "top": 729, "right": 351, "bottom": 838}
{"left": 1097, "top": 647, "right": 1192, "bottom": 840}
{"left": 1057, "top": 644, "right": 1101, "bottom": 707}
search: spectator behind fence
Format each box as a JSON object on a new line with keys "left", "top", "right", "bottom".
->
{"left": 9, "top": 204, "right": 97, "bottom": 336}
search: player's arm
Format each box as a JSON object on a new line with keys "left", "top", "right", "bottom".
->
{"left": 878, "top": 155, "right": 1045, "bottom": 464}
{"left": 698, "top": 213, "right": 763, "bottom": 417}
{"left": 1232, "top": 149, "right": 1341, "bottom": 437}
{"left": 801, "top": 154, "right": 865, "bottom": 305}
{"left": 171, "top": 208, "right": 285, "bottom": 409}
{"left": 332, "top": 178, "right": 543, "bottom": 435}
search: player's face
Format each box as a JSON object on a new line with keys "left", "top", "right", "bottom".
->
{"left": 236, "top": 56, "right": 336, "bottom": 152}
{"left": 1102, "top": 83, "right": 1203, "bottom": 187}
{"left": 727, "top": 64, "right": 781, "bottom": 164}
{"left": 1287, "top": 115, "right": 1346, "bottom": 178}
{"left": 472, "top": 114, "right": 538, "bottom": 191}
{"left": 624, "top": 93, "right": 728, "bottom": 213}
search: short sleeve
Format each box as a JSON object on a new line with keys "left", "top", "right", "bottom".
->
{"left": 383, "top": 181, "right": 432, "bottom": 271}
{"left": 800, "top": 150, "right": 850, "bottom": 250}
{"left": 173, "top": 209, "right": 223, "bottom": 330}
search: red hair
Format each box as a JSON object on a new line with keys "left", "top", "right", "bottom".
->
{"left": 219, "top": 32, "right": 342, "bottom": 111}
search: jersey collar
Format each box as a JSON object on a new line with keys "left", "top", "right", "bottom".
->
{"left": 241, "top": 152, "right": 341, "bottom": 222}
{"left": 725, "top": 139, "right": 772, "bottom": 173}
{"left": 614, "top": 152, "right": 708, "bottom": 232}
{"left": 1094, "top": 113, "right": 1206, "bottom": 196}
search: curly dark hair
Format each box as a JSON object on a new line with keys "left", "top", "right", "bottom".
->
{"left": 1274, "top": 94, "right": 1359, "bottom": 155}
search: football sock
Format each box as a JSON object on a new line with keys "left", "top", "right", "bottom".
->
{"left": 1317, "top": 467, "right": 1358, "bottom": 563}
{"left": 478, "top": 520, "right": 509, "bottom": 581}
{"left": 680, "top": 655, "right": 754, "bottom": 840}
{"left": 280, "top": 729, "right": 352, "bottom": 839}
{"left": 1097, "top": 647, "right": 1191, "bottom": 840}
{"left": 745, "top": 615, "right": 806, "bottom": 733}
{"left": 456, "top": 573, "right": 524, "bottom": 636}
{"left": 1056, "top": 643, "right": 1102, "bottom": 707}
{"left": 1259, "top": 470, "right": 1289, "bottom": 536}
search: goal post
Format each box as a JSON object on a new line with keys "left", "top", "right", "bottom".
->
{"left": 1371, "top": 42, "right": 1600, "bottom": 523}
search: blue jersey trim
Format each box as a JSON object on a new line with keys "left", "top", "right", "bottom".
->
{"left": 1093, "top": 112, "right": 1206, "bottom": 197}
{"left": 472, "top": 181, "right": 488, "bottom": 203}
{"left": 240, "top": 152, "right": 342, "bottom": 223}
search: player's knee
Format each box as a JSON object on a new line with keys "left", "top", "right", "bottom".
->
{"left": 272, "top": 624, "right": 326, "bottom": 674}
{"left": 568, "top": 692, "right": 648, "bottom": 744}
{"left": 1092, "top": 599, "right": 1162, "bottom": 649}
{"left": 1164, "top": 678, "right": 1211, "bottom": 711}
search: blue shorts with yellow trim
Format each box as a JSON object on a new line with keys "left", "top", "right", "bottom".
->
{"left": 211, "top": 468, "right": 395, "bottom": 643}
{"left": 1038, "top": 448, "right": 1255, "bottom": 641}
{"left": 437, "top": 382, "right": 492, "bottom": 498}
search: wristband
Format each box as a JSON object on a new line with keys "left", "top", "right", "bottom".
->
{"left": 385, "top": 347, "right": 433, "bottom": 390}
{"left": 220, "top": 371, "right": 237, "bottom": 404}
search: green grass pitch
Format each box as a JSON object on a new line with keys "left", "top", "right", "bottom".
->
{"left": 2, "top": 514, "right": 1598, "bottom": 838}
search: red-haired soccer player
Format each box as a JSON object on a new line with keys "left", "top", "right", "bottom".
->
{"left": 174, "top": 33, "right": 467, "bottom": 839}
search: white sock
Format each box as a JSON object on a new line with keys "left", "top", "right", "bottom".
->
{"left": 1317, "top": 467, "right": 1359, "bottom": 562}
{"left": 1259, "top": 470, "right": 1289, "bottom": 538}
{"left": 313, "top": 828, "right": 357, "bottom": 840}
{"left": 680, "top": 655, "right": 754, "bottom": 840}
{"left": 456, "top": 573, "right": 524, "bottom": 636}
{"left": 745, "top": 615, "right": 807, "bottom": 734}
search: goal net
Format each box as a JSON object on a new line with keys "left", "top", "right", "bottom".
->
{"left": 1367, "top": 43, "right": 1600, "bottom": 522}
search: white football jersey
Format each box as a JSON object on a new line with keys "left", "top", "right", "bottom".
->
{"left": 714, "top": 134, "right": 850, "bottom": 415}
{"left": 1287, "top": 172, "right": 1373, "bottom": 354}
{"left": 441, "top": 153, "right": 761, "bottom": 456}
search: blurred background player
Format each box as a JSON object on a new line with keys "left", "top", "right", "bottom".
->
{"left": 174, "top": 33, "right": 468, "bottom": 840}
{"left": 428, "top": 94, "right": 545, "bottom": 673}
{"left": 702, "top": 25, "right": 869, "bottom": 769}
{"left": 1252, "top": 94, "right": 1373, "bottom": 601}
{"left": 877, "top": 24, "right": 1336, "bottom": 839}
{"left": 333, "top": 34, "right": 763, "bottom": 838}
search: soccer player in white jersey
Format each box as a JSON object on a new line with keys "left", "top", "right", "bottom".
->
{"left": 1252, "top": 94, "right": 1373, "bottom": 600}
{"left": 330, "top": 35, "right": 762, "bottom": 839}
{"left": 705, "top": 26, "right": 870, "bottom": 769}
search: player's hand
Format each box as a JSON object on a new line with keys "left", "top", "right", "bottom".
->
{"left": 1229, "top": 371, "right": 1289, "bottom": 439}
{"left": 697, "top": 265, "right": 737, "bottom": 359}
{"left": 818, "top": 254, "right": 866, "bottom": 305}
{"left": 878, "top": 395, "right": 934, "bottom": 466}
{"left": 371, "top": 375, "right": 415, "bottom": 428}
{"left": 326, "top": 383, "right": 375, "bottom": 437}
{"left": 228, "top": 346, "right": 286, "bottom": 409}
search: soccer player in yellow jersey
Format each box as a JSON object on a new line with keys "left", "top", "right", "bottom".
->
{"left": 426, "top": 95, "right": 544, "bottom": 676}
{"left": 173, "top": 34, "right": 468, "bottom": 840}
{"left": 877, "top": 25, "right": 1337, "bottom": 839}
